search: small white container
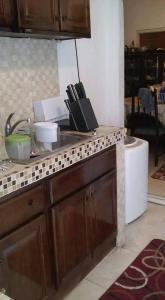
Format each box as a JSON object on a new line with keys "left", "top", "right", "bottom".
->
{"left": 34, "top": 122, "right": 58, "bottom": 143}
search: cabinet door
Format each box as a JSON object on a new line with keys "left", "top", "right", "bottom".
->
{"left": 52, "top": 188, "right": 87, "bottom": 284}
{"left": 86, "top": 171, "right": 117, "bottom": 252}
{"left": 17, "top": 0, "right": 59, "bottom": 32}
{"left": 0, "top": 0, "right": 13, "bottom": 29}
{"left": 0, "top": 216, "right": 50, "bottom": 300}
{"left": 60, "top": 0, "right": 90, "bottom": 35}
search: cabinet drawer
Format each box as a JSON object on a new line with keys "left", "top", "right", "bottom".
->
{"left": 0, "top": 184, "right": 46, "bottom": 237}
{"left": 50, "top": 146, "right": 116, "bottom": 203}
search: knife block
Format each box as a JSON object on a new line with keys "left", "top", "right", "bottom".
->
{"left": 67, "top": 98, "right": 98, "bottom": 132}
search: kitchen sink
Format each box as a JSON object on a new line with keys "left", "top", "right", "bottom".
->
{"left": 13, "top": 132, "right": 89, "bottom": 164}
{"left": 58, "top": 132, "right": 88, "bottom": 145}
{"left": 0, "top": 160, "right": 15, "bottom": 174}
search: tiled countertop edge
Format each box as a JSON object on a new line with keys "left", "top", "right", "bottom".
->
{"left": 0, "top": 294, "right": 12, "bottom": 300}
{"left": 0, "top": 127, "right": 124, "bottom": 198}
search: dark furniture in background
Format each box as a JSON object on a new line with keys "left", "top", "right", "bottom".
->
{"left": 0, "top": 0, "right": 91, "bottom": 39}
{"left": 0, "top": 146, "right": 117, "bottom": 300}
{"left": 125, "top": 50, "right": 165, "bottom": 97}
{"left": 140, "top": 31, "right": 165, "bottom": 49}
{"left": 126, "top": 89, "right": 165, "bottom": 166}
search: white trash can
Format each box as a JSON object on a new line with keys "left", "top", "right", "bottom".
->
{"left": 124, "top": 136, "right": 149, "bottom": 224}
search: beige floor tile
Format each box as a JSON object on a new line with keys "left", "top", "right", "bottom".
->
{"left": 86, "top": 248, "right": 137, "bottom": 289}
{"left": 124, "top": 203, "right": 165, "bottom": 253}
{"left": 63, "top": 202, "right": 165, "bottom": 300}
{"left": 148, "top": 152, "right": 165, "bottom": 198}
{"left": 63, "top": 279, "right": 105, "bottom": 300}
{"left": 103, "top": 248, "right": 138, "bottom": 272}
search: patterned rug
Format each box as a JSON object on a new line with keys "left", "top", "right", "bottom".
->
{"left": 151, "top": 164, "right": 165, "bottom": 181}
{"left": 99, "top": 239, "right": 165, "bottom": 300}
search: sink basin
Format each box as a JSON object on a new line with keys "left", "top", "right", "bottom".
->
{"left": 13, "top": 132, "right": 89, "bottom": 164}
{"left": 58, "top": 132, "right": 88, "bottom": 145}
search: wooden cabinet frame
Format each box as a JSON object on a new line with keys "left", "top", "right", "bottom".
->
{"left": 0, "top": 146, "right": 117, "bottom": 300}
{"left": 0, "top": 216, "right": 51, "bottom": 300}
{"left": 0, "top": 0, "right": 91, "bottom": 38}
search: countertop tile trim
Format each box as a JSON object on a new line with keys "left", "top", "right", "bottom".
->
{"left": 0, "top": 128, "right": 124, "bottom": 198}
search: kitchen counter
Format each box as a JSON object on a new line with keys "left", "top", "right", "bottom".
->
{"left": 0, "top": 125, "right": 125, "bottom": 247}
{"left": 0, "top": 126, "right": 126, "bottom": 300}
{"left": 0, "top": 126, "right": 124, "bottom": 198}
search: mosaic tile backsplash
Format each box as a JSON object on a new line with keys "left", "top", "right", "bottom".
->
{"left": 0, "top": 37, "right": 59, "bottom": 125}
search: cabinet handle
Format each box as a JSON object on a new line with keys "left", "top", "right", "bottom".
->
{"left": 25, "top": 29, "right": 32, "bottom": 33}
{"left": 84, "top": 192, "right": 88, "bottom": 203}
{"left": 55, "top": 16, "right": 60, "bottom": 22}
{"left": 28, "top": 198, "right": 34, "bottom": 206}
{"left": 49, "top": 182, "right": 54, "bottom": 204}
{"left": 90, "top": 186, "right": 94, "bottom": 198}
{"left": 0, "top": 257, "right": 3, "bottom": 264}
{"left": 62, "top": 16, "right": 67, "bottom": 22}
{"left": 0, "top": 288, "right": 6, "bottom": 295}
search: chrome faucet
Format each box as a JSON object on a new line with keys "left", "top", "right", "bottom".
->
{"left": 5, "top": 113, "right": 30, "bottom": 136}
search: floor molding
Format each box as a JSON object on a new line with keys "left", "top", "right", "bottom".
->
{"left": 148, "top": 194, "right": 165, "bottom": 205}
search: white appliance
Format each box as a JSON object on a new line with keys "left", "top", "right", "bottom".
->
{"left": 124, "top": 137, "right": 149, "bottom": 224}
{"left": 33, "top": 96, "right": 69, "bottom": 122}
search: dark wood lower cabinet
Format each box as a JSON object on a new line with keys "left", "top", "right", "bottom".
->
{"left": 0, "top": 215, "right": 50, "bottom": 300}
{"left": 52, "top": 169, "right": 117, "bottom": 292}
{"left": 0, "top": 0, "right": 13, "bottom": 29}
{"left": 52, "top": 188, "right": 88, "bottom": 285}
{"left": 0, "top": 147, "right": 117, "bottom": 300}
{"left": 87, "top": 171, "right": 117, "bottom": 253}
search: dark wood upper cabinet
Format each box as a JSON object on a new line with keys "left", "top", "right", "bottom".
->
{"left": 0, "top": 0, "right": 91, "bottom": 38}
{"left": 51, "top": 155, "right": 117, "bottom": 287}
{"left": 17, "top": 0, "right": 59, "bottom": 32}
{"left": 0, "top": 0, "right": 14, "bottom": 30}
{"left": 0, "top": 216, "right": 50, "bottom": 300}
{"left": 59, "top": 0, "right": 90, "bottom": 35}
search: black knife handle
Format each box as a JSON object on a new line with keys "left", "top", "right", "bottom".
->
{"left": 75, "top": 83, "right": 83, "bottom": 99}
{"left": 66, "top": 89, "right": 73, "bottom": 101}
{"left": 67, "top": 84, "right": 76, "bottom": 102}
{"left": 72, "top": 84, "right": 79, "bottom": 100}
{"left": 79, "top": 81, "right": 87, "bottom": 98}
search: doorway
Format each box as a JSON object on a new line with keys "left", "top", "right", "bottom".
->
{"left": 123, "top": 0, "right": 165, "bottom": 203}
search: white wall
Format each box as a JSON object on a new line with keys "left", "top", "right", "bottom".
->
{"left": 57, "top": 0, "right": 124, "bottom": 127}
{"left": 124, "top": 0, "right": 165, "bottom": 46}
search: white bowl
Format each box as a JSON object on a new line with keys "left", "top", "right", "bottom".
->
{"left": 34, "top": 122, "right": 58, "bottom": 143}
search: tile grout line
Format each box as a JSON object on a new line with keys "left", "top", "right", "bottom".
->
{"left": 84, "top": 278, "right": 107, "bottom": 290}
